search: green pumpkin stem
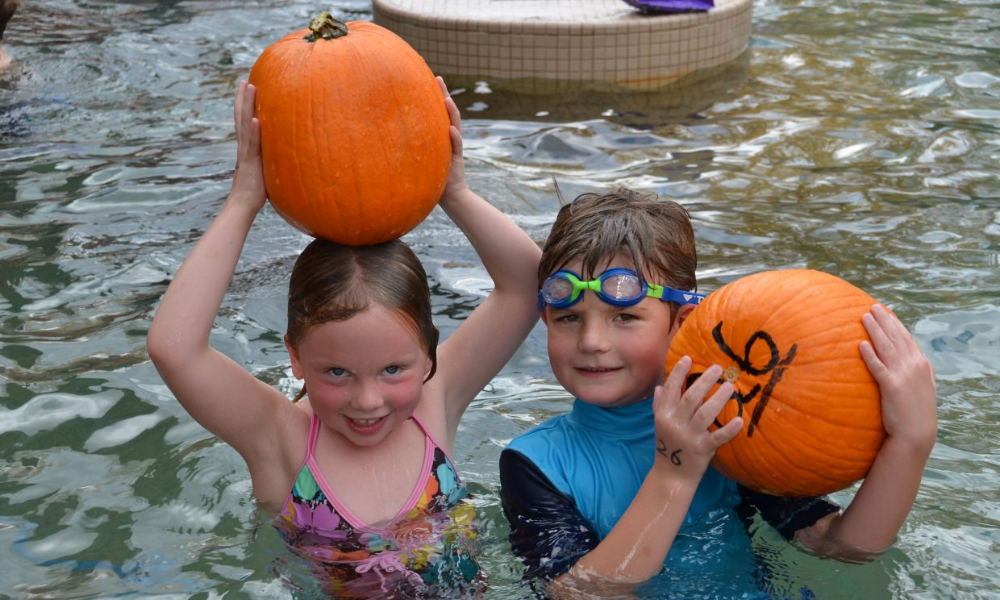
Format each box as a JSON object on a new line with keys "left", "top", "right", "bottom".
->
{"left": 305, "top": 12, "right": 348, "bottom": 42}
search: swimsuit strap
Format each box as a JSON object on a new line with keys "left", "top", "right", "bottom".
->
{"left": 306, "top": 413, "right": 322, "bottom": 459}
{"left": 410, "top": 412, "right": 457, "bottom": 468}
{"left": 409, "top": 412, "right": 438, "bottom": 448}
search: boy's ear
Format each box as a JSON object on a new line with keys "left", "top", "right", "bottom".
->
{"left": 540, "top": 309, "right": 549, "bottom": 326}
{"left": 285, "top": 335, "right": 304, "bottom": 380}
{"left": 672, "top": 304, "right": 697, "bottom": 333}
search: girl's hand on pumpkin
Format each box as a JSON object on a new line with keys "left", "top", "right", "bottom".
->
{"left": 652, "top": 357, "right": 742, "bottom": 483}
{"left": 436, "top": 76, "right": 469, "bottom": 201}
{"left": 860, "top": 304, "right": 937, "bottom": 452}
{"left": 230, "top": 81, "right": 266, "bottom": 212}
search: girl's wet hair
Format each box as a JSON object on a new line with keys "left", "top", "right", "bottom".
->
{"left": 287, "top": 238, "right": 438, "bottom": 401}
{"left": 0, "top": 0, "right": 20, "bottom": 41}
{"left": 539, "top": 187, "right": 697, "bottom": 313}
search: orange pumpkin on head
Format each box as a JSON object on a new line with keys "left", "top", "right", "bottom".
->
{"left": 665, "top": 269, "right": 885, "bottom": 497}
{"left": 248, "top": 13, "right": 451, "bottom": 245}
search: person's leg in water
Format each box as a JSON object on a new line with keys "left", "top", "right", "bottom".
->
{"left": 0, "top": 0, "right": 22, "bottom": 71}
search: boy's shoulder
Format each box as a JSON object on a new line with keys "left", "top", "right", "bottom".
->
{"left": 505, "top": 411, "right": 576, "bottom": 457}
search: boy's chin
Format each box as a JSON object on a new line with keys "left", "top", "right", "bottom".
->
{"left": 574, "top": 393, "right": 652, "bottom": 408}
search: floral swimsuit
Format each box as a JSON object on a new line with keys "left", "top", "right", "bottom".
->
{"left": 273, "top": 413, "right": 481, "bottom": 598}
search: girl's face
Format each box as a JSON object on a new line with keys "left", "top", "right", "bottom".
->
{"left": 286, "top": 306, "right": 432, "bottom": 447}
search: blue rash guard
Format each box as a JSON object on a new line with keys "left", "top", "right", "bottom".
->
{"left": 500, "top": 397, "right": 839, "bottom": 596}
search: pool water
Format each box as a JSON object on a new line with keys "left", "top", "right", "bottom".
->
{"left": 1, "top": 0, "right": 998, "bottom": 598}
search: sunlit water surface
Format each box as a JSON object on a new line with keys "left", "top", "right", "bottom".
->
{"left": 1, "top": 0, "right": 998, "bottom": 598}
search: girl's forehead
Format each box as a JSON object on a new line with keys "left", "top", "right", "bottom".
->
{"left": 299, "top": 307, "right": 425, "bottom": 356}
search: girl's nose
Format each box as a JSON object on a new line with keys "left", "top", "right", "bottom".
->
{"left": 350, "top": 382, "right": 384, "bottom": 412}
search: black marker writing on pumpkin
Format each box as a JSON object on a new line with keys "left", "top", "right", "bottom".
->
{"left": 656, "top": 439, "right": 683, "bottom": 466}
{"left": 685, "top": 322, "right": 797, "bottom": 438}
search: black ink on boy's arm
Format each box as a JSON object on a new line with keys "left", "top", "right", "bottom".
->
{"left": 656, "top": 439, "right": 683, "bottom": 466}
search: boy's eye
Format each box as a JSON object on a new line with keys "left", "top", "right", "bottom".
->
{"left": 329, "top": 367, "right": 349, "bottom": 377}
{"left": 384, "top": 365, "right": 401, "bottom": 375}
{"left": 614, "top": 313, "right": 638, "bottom": 322}
{"left": 555, "top": 314, "right": 580, "bottom": 323}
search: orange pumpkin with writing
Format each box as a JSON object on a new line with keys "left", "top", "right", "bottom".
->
{"left": 665, "top": 269, "right": 885, "bottom": 497}
{"left": 248, "top": 13, "right": 451, "bottom": 245}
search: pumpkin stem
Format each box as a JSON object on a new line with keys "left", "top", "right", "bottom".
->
{"left": 305, "top": 12, "right": 348, "bottom": 42}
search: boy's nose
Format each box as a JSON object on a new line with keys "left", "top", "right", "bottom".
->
{"left": 578, "top": 321, "right": 611, "bottom": 353}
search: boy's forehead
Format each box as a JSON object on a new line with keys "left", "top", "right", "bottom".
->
{"left": 552, "top": 254, "right": 664, "bottom": 281}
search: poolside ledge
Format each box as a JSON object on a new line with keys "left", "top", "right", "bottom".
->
{"left": 372, "top": 0, "right": 754, "bottom": 92}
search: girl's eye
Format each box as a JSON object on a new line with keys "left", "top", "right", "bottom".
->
{"left": 384, "top": 365, "right": 401, "bottom": 375}
{"left": 329, "top": 368, "right": 349, "bottom": 377}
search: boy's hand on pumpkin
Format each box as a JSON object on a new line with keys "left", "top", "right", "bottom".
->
{"left": 436, "top": 77, "right": 469, "bottom": 201}
{"left": 652, "top": 357, "right": 742, "bottom": 483}
{"left": 230, "top": 81, "right": 266, "bottom": 212}
{"left": 860, "top": 304, "right": 937, "bottom": 452}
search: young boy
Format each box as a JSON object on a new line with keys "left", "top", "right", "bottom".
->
{"left": 499, "top": 187, "right": 937, "bottom": 596}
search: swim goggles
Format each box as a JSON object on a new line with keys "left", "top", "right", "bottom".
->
{"left": 538, "top": 268, "right": 705, "bottom": 311}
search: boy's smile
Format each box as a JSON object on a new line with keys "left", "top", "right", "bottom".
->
{"left": 542, "top": 260, "right": 692, "bottom": 408}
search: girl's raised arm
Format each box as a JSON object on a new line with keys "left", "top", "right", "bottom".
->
{"left": 147, "top": 83, "right": 299, "bottom": 493}
{"left": 431, "top": 78, "right": 541, "bottom": 432}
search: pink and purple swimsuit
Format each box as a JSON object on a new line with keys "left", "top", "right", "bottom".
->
{"left": 273, "top": 414, "right": 481, "bottom": 598}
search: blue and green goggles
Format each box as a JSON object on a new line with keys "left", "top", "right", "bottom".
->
{"left": 538, "top": 268, "right": 705, "bottom": 311}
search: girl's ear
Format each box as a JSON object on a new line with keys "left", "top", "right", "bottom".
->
{"left": 285, "top": 335, "right": 304, "bottom": 380}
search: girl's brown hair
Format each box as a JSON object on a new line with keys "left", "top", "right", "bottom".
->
{"left": 539, "top": 187, "right": 697, "bottom": 316}
{"left": 286, "top": 238, "right": 438, "bottom": 401}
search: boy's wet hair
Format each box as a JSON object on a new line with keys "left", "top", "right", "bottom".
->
{"left": 286, "top": 239, "right": 439, "bottom": 401}
{"left": 539, "top": 187, "right": 697, "bottom": 308}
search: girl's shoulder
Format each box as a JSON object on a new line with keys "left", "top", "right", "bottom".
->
{"left": 414, "top": 385, "right": 454, "bottom": 455}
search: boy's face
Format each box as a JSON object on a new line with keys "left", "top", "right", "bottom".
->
{"left": 542, "top": 258, "right": 692, "bottom": 408}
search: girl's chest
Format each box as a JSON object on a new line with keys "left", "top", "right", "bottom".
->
{"left": 313, "top": 423, "right": 432, "bottom": 527}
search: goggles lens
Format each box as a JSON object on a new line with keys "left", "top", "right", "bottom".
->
{"left": 541, "top": 275, "right": 579, "bottom": 305}
{"left": 602, "top": 272, "right": 642, "bottom": 302}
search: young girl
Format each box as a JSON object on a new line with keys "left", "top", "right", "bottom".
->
{"left": 147, "top": 79, "right": 541, "bottom": 597}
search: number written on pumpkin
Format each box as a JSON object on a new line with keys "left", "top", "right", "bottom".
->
{"left": 685, "top": 322, "right": 797, "bottom": 438}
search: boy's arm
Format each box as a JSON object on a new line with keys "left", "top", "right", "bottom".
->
{"left": 791, "top": 304, "right": 937, "bottom": 557}
{"left": 547, "top": 361, "right": 742, "bottom": 592}
{"left": 147, "top": 83, "right": 299, "bottom": 490}
{"left": 499, "top": 449, "right": 599, "bottom": 580}
{"left": 431, "top": 79, "right": 542, "bottom": 429}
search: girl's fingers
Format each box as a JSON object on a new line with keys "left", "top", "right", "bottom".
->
{"left": 449, "top": 125, "right": 463, "bottom": 155}
{"left": 445, "top": 96, "right": 462, "bottom": 133}
{"left": 242, "top": 84, "right": 256, "bottom": 137}
{"left": 248, "top": 118, "right": 261, "bottom": 159}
